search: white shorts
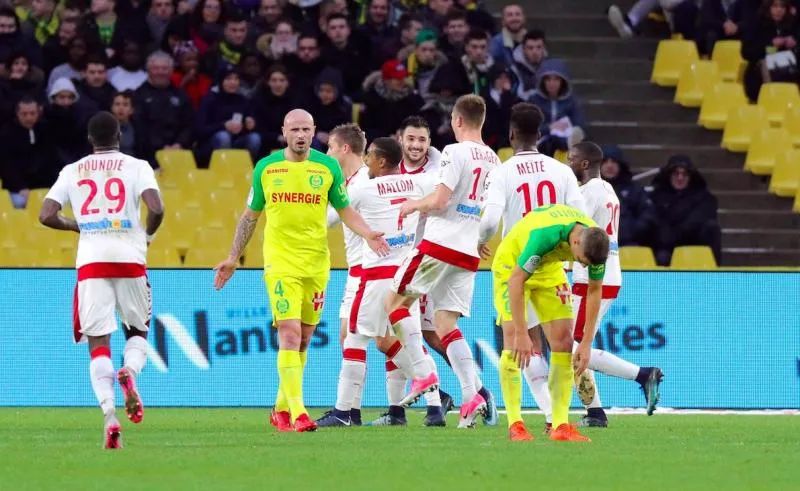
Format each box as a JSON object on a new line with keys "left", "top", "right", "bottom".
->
{"left": 393, "top": 249, "right": 476, "bottom": 318}
{"left": 339, "top": 270, "right": 362, "bottom": 320}
{"left": 350, "top": 276, "right": 420, "bottom": 338}
{"left": 73, "top": 276, "right": 151, "bottom": 343}
{"left": 419, "top": 294, "right": 435, "bottom": 331}
{"left": 571, "top": 295, "right": 615, "bottom": 342}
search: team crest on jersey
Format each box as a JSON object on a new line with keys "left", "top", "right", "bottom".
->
{"left": 276, "top": 299, "right": 290, "bottom": 314}
{"left": 308, "top": 174, "right": 323, "bottom": 189}
{"left": 273, "top": 178, "right": 284, "bottom": 187}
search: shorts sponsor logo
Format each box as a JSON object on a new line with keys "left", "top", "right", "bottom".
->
{"left": 308, "top": 175, "right": 324, "bottom": 189}
{"left": 523, "top": 255, "right": 541, "bottom": 272}
{"left": 276, "top": 299, "right": 290, "bottom": 314}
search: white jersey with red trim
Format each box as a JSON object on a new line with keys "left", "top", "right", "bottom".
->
{"left": 572, "top": 177, "right": 622, "bottom": 288}
{"left": 349, "top": 173, "right": 435, "bottom": 269}
{"left": 399, "top": 146, "right": 442, "bottom": 175}
{"left": 342, "top": 165, "right": 370, "bottom": 268}
{"left": 484, "top": 150, "right": 586, "bottom": 237}
{"left": 45, "top": 151, "right": 159, "bottom": 269}
{"left": 421, "top": 141, "right": 499, "bottom": 259}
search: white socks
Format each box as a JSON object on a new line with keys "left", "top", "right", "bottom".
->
{"left": 90, "top": 347, "right": 115, "bottom": 416}
{"left": 585, "top": 344, "right": 640, "bottom": 380}
{"left": 385, "top": 360, "right": 407, "bottom": 405}
{"left": 388, "top": 308, "right": 430, "bottom": 379}
{"left": 442, "top": 329, "right": 478, "bottom": 401}
{"left": 522, "top": 353, "right": 552, "bottom": 423}
{"left": 123, "top": 336, "right": 148, "bottom": 375}
{"left": 335, "top": 334, "right": 369, "bottom": 412}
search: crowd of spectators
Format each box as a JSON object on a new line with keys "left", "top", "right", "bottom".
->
{"left": 607, "top": 0, "right": 800, "bottom": 102}
{"left": 0, "top": 0, "right": 594, "bottom": 203}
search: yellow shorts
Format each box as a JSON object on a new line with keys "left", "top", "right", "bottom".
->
{"left": 492, "top": 264, "right": 572, "bottom": 326}
{"left": 265, "top": 273, "right": 330, "bottom": 326}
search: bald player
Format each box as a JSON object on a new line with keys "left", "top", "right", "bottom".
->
{"left": 214, "top": 109, "right": 389, "bottom": 433}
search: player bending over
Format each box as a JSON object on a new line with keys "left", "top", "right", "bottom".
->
{"left": 214, "top": 109, "right": 388, "bottom": 433}
{"left": 493, "top": 204, "right": 609, "bottom": 442}
{"left": 479, "top": 102, "right": 587, "bottom": 437}
{"left": 386, "top": 95, "right": 499, "bottom": 429}
{"left": 317, "top": 138, "right": 447, "bottom": 427}
{"left": 40, "top": 111, "right": 165, "bottom": 449}
{"left": 567, "top": 142, "right": 663, "bottom": 426}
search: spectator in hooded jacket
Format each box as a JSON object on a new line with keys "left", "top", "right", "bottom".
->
{"left": 0, "top": 51, "right": 44, "bottom": 121}
{"left": 511, "top": 29, "right": 547, "bottom": 101}
{"left": 651, "top": 154, "right": 722, "bottom": 266}
{"left": 309, "top": 66, "right": 350, "bottom": 150}
{"left": 46, "top": 77, "right": 89, "bottom": 164}
{"left": 195, "top": 64, "right": 260, "bottom": 166}
{"left": 481, "top": 63, "right": 520, "bottom": 149}
{"left": 600, "top": 144, "right": 658, "bottom": 247}
{"left": 362, "top": 59, "right": 424, "bottom": 140}
{"left": 529, "top": 58, "right": 586, "bottom": 157}
{"left": 134, "top": 50, "right": 195, "bottom": 168}
{"left": 489, "top": 4, "right": 526, "bottom": 66}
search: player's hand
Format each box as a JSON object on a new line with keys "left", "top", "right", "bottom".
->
{"left": 512, "top": 332, "right": 534, "bottom": 369}
{"left": 399, "top": 200, "right": 419, "bottom": 219}
{"left": 573, "top": 341, "right": 592, "bottom": 376}
{"left": 366, "top": 231, "right": 390, "bottom": 256}
{"left": 213, "top": 257, "right": 238, "bottom": 290}
{"left": 478, "top": 243, "right": 491, "bottom": 259}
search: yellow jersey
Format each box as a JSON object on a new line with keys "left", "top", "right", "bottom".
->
{"left": 493, "top": 204, "right": 605, "bottom": 281}
{"left": 247, "top": 148, "right": 349, "bottom": 276}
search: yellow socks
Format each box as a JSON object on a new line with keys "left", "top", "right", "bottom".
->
{"left": 277, "top": 350, "right": 307, "bottom": 421}
{"left": 499, "top": 350, "right": 523, "bottom": 427}
{"left": 275, "top": 349, "right": 308, "bottom": 413}
{"left": 549, "top": 352, "right": 574, "bottom": 428}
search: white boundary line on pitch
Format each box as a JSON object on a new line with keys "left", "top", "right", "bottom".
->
{"left": 500, "top": 408, "right": 800, "bottom": 416}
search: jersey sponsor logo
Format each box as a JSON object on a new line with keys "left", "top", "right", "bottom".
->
{"left": 271, "top": 192, "right": 322, "bottom": 204}
{"left": 266, "top": 168, "right": 289, "bottom": 174}
{"left": 308, "top": 174, "right": 324, "bottom": 189}
{"left": 523, "top": 254, "right": 541, "bottom": 272}
{"left": 79, "top": 218, "right": 133, "bottom": 232}
{"left": 456, "top": 203, "right": 481, "bottom": 216}
{"left": 385, "top": 233, "right": 416, "bottom": 248}
{"left": 377, "top": 179, "right": 414, "bottom": 195}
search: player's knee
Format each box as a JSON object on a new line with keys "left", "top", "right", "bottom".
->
{"left": 124, "top": 324, "right": 147, "bottom": 340}
{"left": 277, "top": 327, "right": 302, "bottom": 350}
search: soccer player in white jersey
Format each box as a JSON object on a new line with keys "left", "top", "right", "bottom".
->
{"left": 39, "top": 111, "right": 165, "bottom": 449}
{"left": 317, "top": 137, "right": 448, "bottom": 427}
{"left": 325, "top": 124, "right": 370, "bottom": 426}
{"left": 387, "top": 95, "right": 500, "bottom": 428}
{"left": 568, "top": 142, "right": 663, "bottom": 427}
{"left": 479, "top": 103, "right": 587, "bottom": 438}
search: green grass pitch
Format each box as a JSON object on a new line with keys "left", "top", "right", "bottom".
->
{"left": 0, "top": 408, "right": 798, "bottom": 490}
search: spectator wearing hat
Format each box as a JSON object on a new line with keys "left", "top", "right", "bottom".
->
{"left": 195, "top": 63, "right": 260, "bottom": 166}
{"left": 362, "top": 59, "right": 424, "bottom": 140}
{"left": 46, "top": 77, "right": 89, "bottom": 164}
{"left": 322, "top": 12, "right": 372, "bottom": 101}
{"left": 171, "top": 41, "right": 213, "bottom": 108}
{"left": 529, "top": 58, "right": 586, "bottom": 157}
{"left": 404, "top": 28, "right": 449, "bottom": 102}
{"left": 651, "top": 154, "right": 722, "bottom": 266}
{"left": 511, "top": 29, "right": 547, "bottom": 101}
{"left": 481, "top": 63, "right": 520, "bottom": 149}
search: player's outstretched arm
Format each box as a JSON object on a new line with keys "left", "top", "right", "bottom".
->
{"left": 39, "top": 199, "right": 79, "bottom": 233}
{"left": 214, "top": 207, "right": 261, "bottom": 290}
{"left": 400, "top": 184, "right": 452, "bottom": 218}
{"left": 337, "top": 205, "right": 390, "bottom": 256}
{"left": 141, "top": 189, "right": 165, "bottom": 243}
{"left": 508, "top": 266, "right": 534, "bottom": 369}
{"left": 573, "top": 279, "right": 602, "bottom": 376}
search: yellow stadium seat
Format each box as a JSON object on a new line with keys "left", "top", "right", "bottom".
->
{"left": 619, "top": 246, "right": 657, "bottom": 270}
{"left": 674, "top": 61, "right": 720, "bottom": 107}
{"left": 0, "top": 248, "right": 38, "bottom": 267}
{"left": 721, "top": 105, "right": 769, "bottom": 152}
{"left": 744, "top": 128, "right": 792, "bottom": 175}
{"left": 191, "top": 228, "right": 232, "bottom": 254}
{"left": 328, "top": 225, "right": 347, "bottom": 269}
{"left": 0, "top": 209, "right": 30, "bottom": 234}
{"left": 651, "top": 39, "right": 699, "bottom": 87}
{"left": 183, "top": 248, "right": 220, "bottom": 268}
{"left": 156, "top": 149, "right": 197, "bottom": 174}
{"left": 553, "top": 149, "right": 568, "bottom": 163}
{"left": 209, "top": 149, "right": 253, "bottom": 179}
{"left": 23, "top": 188, "right": 49, "bottom": 218}
{"left": 757, "top": 83, "right": 800, "bottom": 127}
{"left": 0, "top": 190, "right": 14, "bottom": 213}
{"left": 670, "top": 246, "right": 717, "bottom": 270}
{"left": 711, "top": 40, "right": 745, "bottom": 82}
{"left": 698, "top": 82, "right": 748, "bottom": 129}
{"left": 793, "top": 187, "right": 800, "bottom": 213}
{"left": 182, "top": 170, "right": 215, "bottom": 199}
{"left": 782, "top": 105, "right": 800, "bottom": 147}
{"left": 497, "top": 147, "right": 513, "bottom": 162}
{"left": 768, "top": 149, "right": 800, "bottom": 197}
{"left": 147, "top": 247, "right": 183, "bottom": 267}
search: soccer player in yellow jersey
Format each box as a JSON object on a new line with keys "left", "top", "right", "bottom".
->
{"left": 492, "top": 204, "right": 609, "bottom": 442}
{"left": 213, "top": 109, "right": 388, "bottom": 433}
